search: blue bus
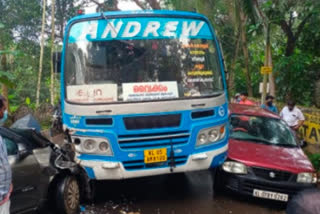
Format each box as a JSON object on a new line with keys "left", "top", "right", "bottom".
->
{"left": 60, "top": 10, "right": 228, "bottom": 180}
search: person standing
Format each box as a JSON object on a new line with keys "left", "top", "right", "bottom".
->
{"left": 232, "top": 93, "right": 241, "bottom": 103}
{"left": 238, "top": 92, "right": 255, "bottom": 105}
{"left": 280, "top": 100, "right": 305, "bottom": 131}
{"left": 261, "top": 95, "right": 278, "bottom": 114}
{"left": 0, "top": 97, "right": 11, "bottom": 214}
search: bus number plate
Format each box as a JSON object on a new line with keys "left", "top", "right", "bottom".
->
{"left": 144, "top": 148, "right": 167, "bottom": 164}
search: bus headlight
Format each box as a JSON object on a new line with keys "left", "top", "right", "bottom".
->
{"left": 198, "top": 133, "right": 208, "bottom": 144}
{"left": 74, "top": 136, "right": 113, "bottom": 156}
{"left": 297, "top": 173, "right": 317, "bottom": 183}
{"left": 222, "top": 161, "right": 248, "bottom": 174}
{"left": 196, "top": 124, "right": 226, "bottom": 147}
{"left": 83, "top": 139, "right": 96, "bottom": 152}
{"left": 99, "top": 141, "right": 110, "bottom": 152}
{"left": 208, "top": 129, "right": 219, "bottom": 142}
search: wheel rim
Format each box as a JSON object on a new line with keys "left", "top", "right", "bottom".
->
{"left": 66, "top": 179, "right": 80, "bottom": 211}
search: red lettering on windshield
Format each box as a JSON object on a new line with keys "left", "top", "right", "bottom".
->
{"left": 133, "top": 84, "right": 168, "bottom": 93}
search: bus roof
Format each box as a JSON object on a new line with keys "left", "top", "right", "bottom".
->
{"left": 68, "top": 10, "right": 209, "bottom": 24}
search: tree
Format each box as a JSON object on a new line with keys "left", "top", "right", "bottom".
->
{"left": 267, "top": 0, "right": 320, "bottom": 102}
{"left": 36, "top": 0, "right": 47, "bottom": 108}
{"left": 239, "top": 3, "right": 253, "bottom": 97}
{"left": 55, "top": 0, "right": 84, "bottom": 42}
{"left": 50, "top": 0, "right": 56, "bottom": 105}
{"left": 89, "top": 0, "right": 120, "bottom": 11}
{"left": 124, "top": 0, "right": 161, "bottom": 9}
{"left": 247, "top": 0, "right": 276, "bottom": 100}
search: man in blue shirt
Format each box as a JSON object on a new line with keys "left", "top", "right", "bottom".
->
{"left": 261, "top": 95, "right": 278, "bottom": 114}
{"left": 0, "top": 97, "right": 11, "bottom": 214}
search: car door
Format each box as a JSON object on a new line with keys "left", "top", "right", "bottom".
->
{"left": 5, "top": 137, "right": 42, "bottom": 213}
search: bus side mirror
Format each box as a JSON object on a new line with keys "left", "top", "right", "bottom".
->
{"left": 53, "top": 52, "right": 61, "bottom": 73}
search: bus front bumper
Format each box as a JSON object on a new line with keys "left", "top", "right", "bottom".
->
{"left": 79, "top": 144, "right": 227, "bottom": 180}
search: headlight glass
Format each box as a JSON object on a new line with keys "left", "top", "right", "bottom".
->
{"left": 73, "top": 136, "right": 113, "bottom": 156}
{"left": 198, "top": 133, "right": 208, "bottom": 145}
{"left": 196, "top": 124, "right": 227, "bottom": 147}
{"left": 208, "top": 129, "right": 219, "bottom": 142}
{"left": 83, "top": 139, "right": 96, "bottom": 151}
{"left": 99, "top": 141, "right": 109, "bottom": 152}
{"left": 222, "top": 161, "right": 248, "bottom": 174}
{"left": 297, "top": 173, "right": 317, "bottom": 183}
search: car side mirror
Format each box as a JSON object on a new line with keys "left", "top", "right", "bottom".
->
{"left": 53, "top": 52, "right": 61, "bottom": 73}
{"left": 17, "top": 144, "right": 31, "bottom": 160}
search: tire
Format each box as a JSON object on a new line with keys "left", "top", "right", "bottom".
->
{"left": 55, "top": 176, "right": 80, "bottom": 214}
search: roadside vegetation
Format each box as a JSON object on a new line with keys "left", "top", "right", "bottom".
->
{"left": 0, "top": 1, "right": 319, "bottom": 163}
{"left": 308, "top": 153, "right": 320, "bottom": 172}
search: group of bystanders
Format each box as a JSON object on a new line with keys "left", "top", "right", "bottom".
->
{"left": 233, "top": 92, "right": 305, "bottom": 133}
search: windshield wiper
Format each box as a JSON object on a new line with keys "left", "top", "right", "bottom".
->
{"left": 202, "top": 91, "right": 224, "bottom": 98}
{"left": 275, "top": 143, "right": 297, "bottom": 148}
{"left": 211, "top": 91, "right": 224, "bottom": 97}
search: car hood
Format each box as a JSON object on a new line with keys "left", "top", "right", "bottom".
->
{"left": 228, "top": 139, "right": 314, "bottom": 174}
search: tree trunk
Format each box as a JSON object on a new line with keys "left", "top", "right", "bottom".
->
{"left": 56, "top": 0, "right": 64, "bottom": 41}
{"left": 0, "top": 43, "right": 9, "bottom": 111}
{"left": 50, "top": 0, "right": 56, "bottom": 105}
{"left": 36, "top": 0, "right": 47, "bottom": 108}
{"left": 240, "top": 11, "right": 253, "bottom": 97}
{"left": 285, "top": 36, "right": 296, "bottom": 57}
{"left": 315, "top": 79, "right": 320, "bottom": 108}
{"left": 268, "top": 43, "right": 276, "bottom": 96}
{"left": 146, "top": 0, "right": 161, "bottom": 9}
{"left": 265, "top": 25, "right": 276, "bottom": 97}
{"left": 228, "top": 34, "right": 240, "bottom": 95}
{"left": 1, "top": 85, "right": 8, "bottom": 111}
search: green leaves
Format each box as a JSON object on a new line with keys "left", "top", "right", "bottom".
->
{"left": 0, "top": 50, "right": 22, "bottom": 56}
{"left": 0, "top": 70, "right": 15, "bottom": 88}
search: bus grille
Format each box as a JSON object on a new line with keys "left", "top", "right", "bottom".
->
{"left": 123, "top": 114, "right": 181, "bottom": 130}
{"left": 118, "top": 132, "right": 190, "bottom": 149}
{"left": 122, "top": 155, "right": 188, "bottom": 170}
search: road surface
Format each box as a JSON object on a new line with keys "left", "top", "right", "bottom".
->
{"left": 82, "top": 170, "right": 286, "bottom": 214}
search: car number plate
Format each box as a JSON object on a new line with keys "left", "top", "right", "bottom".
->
{"left": 253, "top": 189, "right": 288, "bottom": 202}
{"left": 144, "top": 148, "right": 167, "bottom": 164}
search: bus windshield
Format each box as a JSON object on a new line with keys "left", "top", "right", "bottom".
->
{"left": 65, "top": 17, "right": 224, "bottom": 103}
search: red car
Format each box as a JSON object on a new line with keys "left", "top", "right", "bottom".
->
{"left": 214, "top": 104, "right": 317, "bottom": 202}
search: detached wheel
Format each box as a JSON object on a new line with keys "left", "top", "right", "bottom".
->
{"left": 55, "top": 176, "right": 80, "bottom": 214}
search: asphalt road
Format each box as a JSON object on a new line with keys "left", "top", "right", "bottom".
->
{"left": 82, "top": 170, "right": 286, "bottom": 214}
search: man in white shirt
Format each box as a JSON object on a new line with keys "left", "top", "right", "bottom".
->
{"left": 280, "top": 100, "right": 305, "bottom": 131}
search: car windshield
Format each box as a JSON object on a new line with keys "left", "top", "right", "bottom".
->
{"left": 64, "top": 17, "right": 224, "bottom": 103}
{"left": 229, "top": 115, "right": 297, "bottom": 147}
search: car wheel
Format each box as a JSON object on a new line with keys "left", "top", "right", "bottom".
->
{"left": 55, "top": 176, "right": 80, "bottom": 214}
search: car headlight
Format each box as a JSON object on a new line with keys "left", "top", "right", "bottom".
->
{"left": 297, "top": 173, "right": 317, "bottom": 183}
{"left": 196, "top": 124, "right": 226, "bottom": 147}
{"left": 222, "top": 161, "right": 248, "bottom": 174}
{"left": 73, "top": 136, "right": 113, "bottom": 156}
